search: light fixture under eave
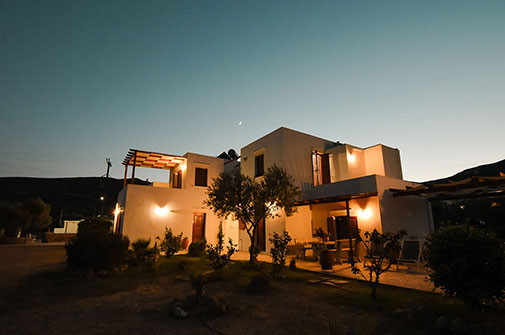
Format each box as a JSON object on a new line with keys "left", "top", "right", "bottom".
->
{"left": 155, "top": 206, "right": 169, "bottom": 216}
{"left": 179, "top": 163, "right": 187, "bottom": 171}
{"left": 347, "top": 152, "right": 355, "bottom": 163}
{"left": 358, "top": 208, "right": 372, "bottom": 219}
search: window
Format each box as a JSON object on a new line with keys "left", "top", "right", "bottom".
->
{"left": 255, "top": 154, "right": 264, "bottom": 177}
{"left": 194, "top": 168, "right": 208, "bottom": 187}
{"left": 172, "top": 170, "right": 182, "bottom": 189}
{"left": 312, "top": 151, "right": 330, "bottom": 186}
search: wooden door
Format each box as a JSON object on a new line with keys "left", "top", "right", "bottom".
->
{"left": 254, "top": 217, "right": 266, "bottom": 251}
{"left": 192, "top": 213, "right": 206, "bottom": 241}
{"left": 334, "top": 216, "right": 358, "bottom": 239}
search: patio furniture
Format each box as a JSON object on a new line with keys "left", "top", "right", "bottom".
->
{"left": 311, "top": 242, "right": 325, "bottom": 261}
{"left": 337, "top": 239, "right": 360, "bottom": 263}
{"left": 396, "top": 240, "right": 424, "bottom": 273}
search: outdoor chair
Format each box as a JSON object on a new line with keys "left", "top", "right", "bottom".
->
{"left": 311, "top": 242, "right": 325, "bottom": 261}
{"left": 337, "top": 239, "right": 360, "bottom": 263}
{"left": 396, "top": 240, "right": 424, "bottom": 274}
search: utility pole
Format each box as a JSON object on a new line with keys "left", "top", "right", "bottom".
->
{"left": 105, "top": 158, "right": 112, "bottom": 178}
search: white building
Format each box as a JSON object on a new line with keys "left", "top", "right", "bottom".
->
{"left": 239, "top": 127, "right": 433, "bottom": 252}
{"left": 116, "top": 127, "right": 433, "bottom": 252}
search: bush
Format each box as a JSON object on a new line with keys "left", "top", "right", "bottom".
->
{"left": 65, "top": 217, "right": 129, "bottom": 275}
{"left": 129, "top": 238, "right": 160, "bottom": 271}
{"left": 425, "top": 224, "right": 505, "bottom": 306}
{"left": 269, "top": 231, "right": 292, "bottom": 272}
{"left": 160, "top": 227, "right": 182, "bottom": 258}
{"left": 206, "top": 223, "right": 236, "bottom": 271}
{"left": 188, "top": 240, "right": 207, "bottom": 257}
{"left": 350, "top": 229, "right": 406, "bottom": 299}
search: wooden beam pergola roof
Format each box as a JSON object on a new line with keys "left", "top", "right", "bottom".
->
{"left": 294, "top": 192, "right": 378, "bottom": 206}
{"left": 122, "top": 149, "right": 185, "bottom": 170}
{"left": 390, "top": 175, "right": 505, "bottom": 201}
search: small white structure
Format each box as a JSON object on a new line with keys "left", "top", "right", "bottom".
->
{"left": 116, "top": 127, "right": 433, "bottom": 253}
{"left": 53, "top": 220, "right": 80, "bottom": 234}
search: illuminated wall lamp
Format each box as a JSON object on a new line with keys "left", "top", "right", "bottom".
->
{"left": 358, "top": 208, "right": 372, "bottom": 219}
{"left": 347, "top": 152, "right": 356, "bottom": 163}
{"left": 155, "top": 206, "right": 170, "bottom": 216}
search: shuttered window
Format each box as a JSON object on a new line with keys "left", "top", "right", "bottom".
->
{"left": 195, "top": 168, "right": 208, "bottom": 187}
{"left": 255, "top": 154, "right": 264, "bottom": 177}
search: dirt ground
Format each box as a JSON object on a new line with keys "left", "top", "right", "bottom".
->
{"left": 0, "top": 244, "right": 67, "bottom": 288}
{"left": 0, "top": 245, "right": 502, "bottom": 335}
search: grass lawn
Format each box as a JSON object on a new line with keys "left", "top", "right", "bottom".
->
{"left": 0, "top": 255, "right": 503, "bottom": 334}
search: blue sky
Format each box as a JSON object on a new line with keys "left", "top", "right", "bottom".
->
{"left": 1, "top": 0, "right": 504, "bottom": 182}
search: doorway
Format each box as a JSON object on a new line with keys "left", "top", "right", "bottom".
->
{"left": 192, "top": 213, "right": 206, "bottom": 241}
{"left": 327, "top": 216, "right": 358, "bottom": 240}
{"left": 254, "top": 217, "right": 266, "bottom": 251}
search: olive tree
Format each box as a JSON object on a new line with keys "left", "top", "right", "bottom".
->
{"left": 206, "top": 165, "right": 300, "bottom": 264}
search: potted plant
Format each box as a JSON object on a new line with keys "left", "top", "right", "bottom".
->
{"left": 314, "top": 227, "right": 333, "bottom": 270}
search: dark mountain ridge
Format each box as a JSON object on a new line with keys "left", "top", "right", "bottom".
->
{"left": 0, "top": 177, "right": 148, "bottom": 225}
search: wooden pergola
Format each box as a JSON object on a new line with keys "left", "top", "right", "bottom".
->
{"left": 390, "top": 175, "right": 505, "bottom": 201}
{"left": 122, "top": 149, "right": 186, "bottom": 187}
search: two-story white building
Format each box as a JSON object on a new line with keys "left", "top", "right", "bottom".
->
{"left": 239, "top": 127, "right": 433, "bottom": 252}
{"left": 115, "top": 127, "right": 433, "bottom": 253}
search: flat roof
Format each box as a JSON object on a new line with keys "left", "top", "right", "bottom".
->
{"left": 122, "top": 149, "right": 185, "bottom": 170}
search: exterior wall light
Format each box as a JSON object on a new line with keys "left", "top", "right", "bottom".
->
{"left": 347, "top": 152, "right": 356, "bottom": 163}
{"left": 358, "top": 208, "right": 372, "bottom": 219}
{"left": 180, "top": 163, "right": 187, "bottom": 171}
{"left": 154, "top": 206, "right": 170, "bottom": 216}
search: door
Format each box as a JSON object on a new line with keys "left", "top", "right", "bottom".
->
{"left": 328, "top": 216, "right": 358, "bottom": 240}
{"left": 192, "top": 213, "right": 206, "bottom": 241}
{"left": 254, "top": 217, "right": 266, "bottom": 251}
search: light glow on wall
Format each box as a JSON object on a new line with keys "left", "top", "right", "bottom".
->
{"left": 358, "top": 208, "right": 372, "bottom": 219}
{"left": 154, "top": 206, "right": 170, "bottom": 216}
{"left": 347, "top": 152, "right": 356, "bottom": 163}
{"left": 180, "top": 163, "right": 187, "bottom": 171}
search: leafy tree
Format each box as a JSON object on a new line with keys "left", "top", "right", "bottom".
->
{"left": 350, "top": 229, "right": 406, "bottom": 299}
{"left": 425, "top": 224, "right": 505, "bottom": 306}
{"left": 206, "top": 223, "right": 236, "bottom": 270}
{"left": 269, "top": 231, "right": 292, "bottom": 273}
{"left": 23, "top": 198, "right": 52, "bottom": 234}
{"left": 206, "top": 165, "right": 300, "bottom": 264}
{"left": 160, "top": 227, "right": 183, "bottom": 258}
{"left": 0, "top": 198, "right": 52, "bottom": 237}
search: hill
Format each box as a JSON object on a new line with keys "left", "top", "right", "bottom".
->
{"left": 426, "top": 159, "right": 505, "bottom": 184}
{"left": 0, "top": 177, "right": 149, "bottom": 225}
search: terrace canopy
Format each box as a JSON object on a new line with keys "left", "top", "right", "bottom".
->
{"left": 122, "top": 149, "right": 185, "bottom": 186}
{"left": 390, "top": 175, "right": 505, "bottom": 201}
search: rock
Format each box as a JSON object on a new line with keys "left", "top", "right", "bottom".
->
{"left": 436, "top": 316, "right": 450, "bottom": 333}
{"left": 172, "top": 306, "right": 188, "bottom": 319}
{"left": 450, "top": 317, "right": 466, "bottom": 334}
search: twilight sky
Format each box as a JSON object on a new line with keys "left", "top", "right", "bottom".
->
{"left": 1, "top": 0, "right": 504, "bottom": 182}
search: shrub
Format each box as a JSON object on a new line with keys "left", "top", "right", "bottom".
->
{"left": 425, "top": 224, "right": 505, "bottom": 306}
{"left": 188, "top": 240, "right": 207, "bottom": 257}
{"left": 160, "top": 227, "right": 182, "bottom": 258}
{"left": 206, "top": 223, "right": 236, "bottom": 271}
{"left": 350, "top": 229, "right": 406, "bottom": 299}
{"left": 269, "top": 231, "right": 292, "bottom": 273}
{"left": 129, "top": 238, "right": 160, "bottom": 271}
{"left": 65, "top": 217, "right": 129, "bottom": 275}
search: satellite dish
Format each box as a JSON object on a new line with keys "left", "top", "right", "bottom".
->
{"left": 228, "top": 149, "right": 237, "bottom": 160}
